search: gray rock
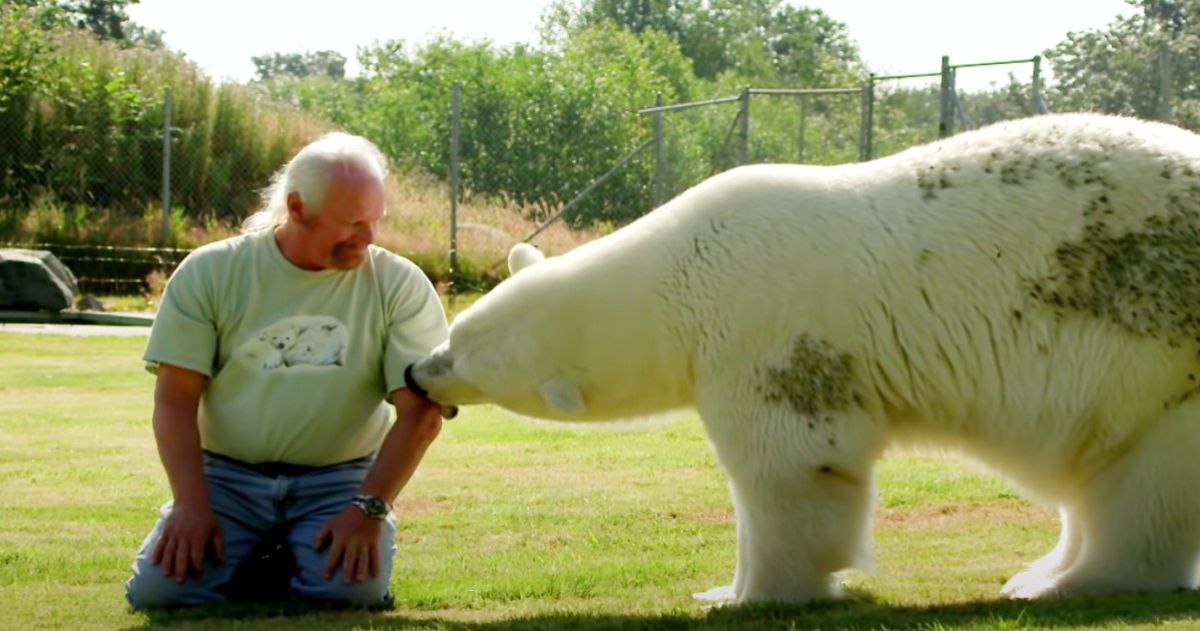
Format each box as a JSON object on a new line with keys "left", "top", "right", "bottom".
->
{"left": 0, "top": 249, "right": 80, "bottom": 311}
{"left": 76, "top": 293, "right": 107, "bottom": 312}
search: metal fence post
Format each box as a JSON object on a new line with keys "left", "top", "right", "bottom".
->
{"left": 938, "top": 55, "right": 953, "bottom": 138}
{"left": 1031, "top": 55, "right": 1044, "bottom": 114}
{"left": 861, "top": 77, "right": 875, "bottom": 161}
{"left": 797, "top": 95, "right": 807, "bottom": 164}
{"left": 160, "top": 87, "right": 172, "bottom": 246}
{"left": 652, "top": 92, "right": 665, "bottom": 207}
{"left": 1157, "top": 44, "right": 1173, "bottom": 121}
{"left": 737, "top": 87, "right": 750, "bottom": 165}
{"left": 449, "top": 82, "right": 461, "bottom": 298}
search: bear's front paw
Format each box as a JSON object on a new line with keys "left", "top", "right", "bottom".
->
{"left": 692, "top": 584, "right": 736, "bottom": 603}
{"left": 1001, "top": 570, "right": 1065, "bottom": 600}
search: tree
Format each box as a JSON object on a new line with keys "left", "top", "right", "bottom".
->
{"left": 543, "top": 0, "right": 862, "bottom": 84}
{"left": 575, "top": 0, "right": 694, "bottom": 39}
{"left": 766, "top": 5, "right": 860, "bottom": 85}
{"left": 1046, "top": 0, "right": 1200, "bottom": 128}
{"left": 252, "top": 50, "right": 347, "bottom": 81}
{"left": 61, "top": 0, "right": 138, "bottom": 40}
{"left": 6, "top": 0, "right": 163, "bottom": 47}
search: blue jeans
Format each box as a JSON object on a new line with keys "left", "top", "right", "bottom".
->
{"left": 125, "top": 452, "right": 395, "bottom": 609}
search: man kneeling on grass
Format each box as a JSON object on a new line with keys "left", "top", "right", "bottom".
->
{"left": 125, "top": 132, "right": 448, "bottom": 609}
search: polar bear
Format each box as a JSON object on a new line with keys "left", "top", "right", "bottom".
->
{"left": 409, "top": 113, "right": 1200, "bottom": 604}
{"left": 241, "top": 315, "right": 346, "bottom": 370}
{"left": 250, "top": 321, "right": 298, "bottom": 369}
{"left": 283, "top": 321, "right": 348, "bottom": 367}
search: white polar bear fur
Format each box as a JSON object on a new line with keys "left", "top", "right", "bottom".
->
{"left": 410, "top": 113, "right": 1200, "bottom": 603}
{"left": 507, "top": 242, "right": 545, "bottom": 275}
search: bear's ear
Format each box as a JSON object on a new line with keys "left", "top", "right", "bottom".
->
{"left": 538, "top": 378, "right": 585, "bottom": 415}
{"left": 507, "top": 243, "right": 545, "bottom": 276}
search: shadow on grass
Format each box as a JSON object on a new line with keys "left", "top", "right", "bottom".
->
{"left": 125, "top": 589, "right": 1200, "bottom": 630}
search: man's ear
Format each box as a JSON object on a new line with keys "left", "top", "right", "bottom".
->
{"left": 286, "top": 191, "right": 305, "bottom": 223}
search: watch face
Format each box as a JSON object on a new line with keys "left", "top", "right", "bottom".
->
{"left": 355, "top": 495, "right": 389, "bottom": 518}
{"left": 366, "top": 497, "right": 388, "bottom": 516}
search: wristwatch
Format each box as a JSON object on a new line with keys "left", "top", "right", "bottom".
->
{"left": 350, "top": 494, "right": 390, "bottom": 520}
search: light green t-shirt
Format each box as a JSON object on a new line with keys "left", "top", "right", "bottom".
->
{"left": 143, "top": 230, "right": 448, "bottom": 466}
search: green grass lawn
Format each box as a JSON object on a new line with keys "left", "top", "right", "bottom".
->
{"left": 2, "top": 332, "right": 1199, "bottom": 630}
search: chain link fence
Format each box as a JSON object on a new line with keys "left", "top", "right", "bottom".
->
{"left": 0, "top": 84, "right": 187, "bottom": 296}
{"left": 3, "top": 55, "right": 1051, "bottom": 297}
{"left": 477, "top": 54, "right": 1048, "bottom": 266}
{"left": 1, "top": 81, "right": 309, "bottom": 296}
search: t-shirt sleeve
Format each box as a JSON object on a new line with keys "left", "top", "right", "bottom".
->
{"left": 382, "top": 260, "right": 449, "bottom": 394}
{"left": 143, "top": 252, "right": 220, "bottom": 378}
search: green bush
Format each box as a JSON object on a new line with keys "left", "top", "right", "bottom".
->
{"left": 266, "top": 25, "right": 697, "bottom": 226}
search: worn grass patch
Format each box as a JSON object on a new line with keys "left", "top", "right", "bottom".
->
{"left": 2, "top": 332, "right": 1198, "bottom": 629}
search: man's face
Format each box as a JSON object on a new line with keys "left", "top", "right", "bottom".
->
{"left": 292, "top": 171, "right": 386, "bottom": 270}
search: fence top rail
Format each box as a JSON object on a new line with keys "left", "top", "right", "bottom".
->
{"left": 951, "top": 57, "right": 1040, "bottom": 70}
{"left": 638, "top": 95, "right": 742, "bottom": 115}
{"left": 872, "top": 70, "right": 943, "bottom": 81}
{"left": 1, "top": 242, "right": 193, "bottom": 254}
{"left": 873, "top": 56, "right": 1041, "bottom": 82}
{"left": 638, "top": 87, "right": 862, "bottom": 114}
{"left": 748, "top": 87, "right": 863, "bottom": 96}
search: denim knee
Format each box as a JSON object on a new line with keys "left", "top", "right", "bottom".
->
{"left": 295, "top": 574, "right": 392, "bottom": 607}
{"left": 125, "top": 570, "right": 224, "bottom": 610}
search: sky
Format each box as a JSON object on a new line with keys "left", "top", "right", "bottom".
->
{"left": 127, "top": 0, "right": 1139, "bottom": 92}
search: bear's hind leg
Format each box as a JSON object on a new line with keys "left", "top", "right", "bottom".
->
{"left": 1014, "top": 400, "right": 1200, "bottom": 598}
{"left": 696, "top": 396, "right": 882, "bottom": 604}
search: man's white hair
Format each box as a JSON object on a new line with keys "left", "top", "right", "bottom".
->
{"left": 242, "top": 132, "right": 389, "bottom": 233}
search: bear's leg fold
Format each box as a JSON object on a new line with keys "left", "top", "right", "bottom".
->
{"left": 1011, "top": 401, "right": 1200, "bottom": 598}
{"left": 1001, "top": 505, "right": 1083, "bottom": 597}
{"left": 696, "top": 394, "right": 881, "bottom": 604}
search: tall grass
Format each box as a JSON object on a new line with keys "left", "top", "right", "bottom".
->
{"left": 1, "top": 166, "right": 598, "bottom": 288}
{"left": 379, "top": 168, "right": 600, "bottom": 288}
{"left": 0, "top": 13, "right": 316, "bottom": 223}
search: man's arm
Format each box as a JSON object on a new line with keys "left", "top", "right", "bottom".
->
{"left": 315, "top": 388, "right": 443, "bottom": 583}
{"left": 359, "top": 388, "right": 444, "bottom": 502}
{"left": 150, "top": 363, "right": 223, "bottom": 583}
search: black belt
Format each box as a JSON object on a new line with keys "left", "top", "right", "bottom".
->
{"left": 202, "top": 450, "right": 371, "bottom": 478}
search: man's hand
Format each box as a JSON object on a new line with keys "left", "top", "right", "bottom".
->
{"left": 152, "top": 501, "right": 224, "bottom": 583}
{"left": 150, "top": 363, "right": 215, "bottom": 584}
{"left": 315, "top": 506, "right": 384, "bottom": 584}
{"left": 309, "top": 387, "right": 440, "bottom": 585}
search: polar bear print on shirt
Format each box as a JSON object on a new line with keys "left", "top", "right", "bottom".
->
{"left": 240, "top": 315, "right": 348, "bottom": 370}
{"left": 257, "top": 326, "right": 297, "bottom": 369}
{"left": 283, "top": 322, "right": 348, "bottom": 367}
